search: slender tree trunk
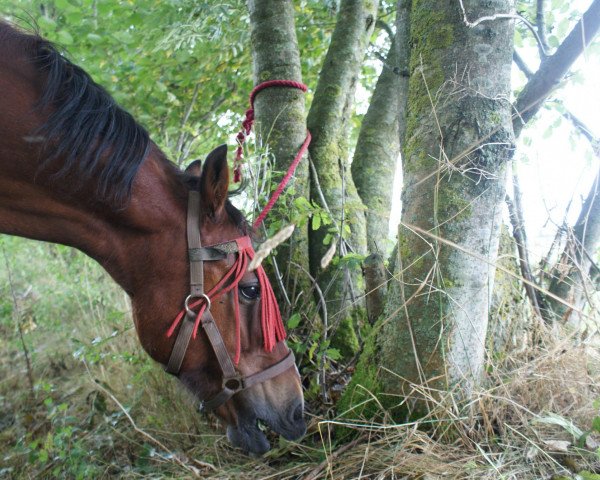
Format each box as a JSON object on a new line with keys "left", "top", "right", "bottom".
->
{"left": 351, "top": 0, "right": 410, "bottom": 255}
{"left": 306, "top": 0, "right": 377, "bottom": 327}
{"left": 247, "top": 0, "right": 311, "bottom": 317}
{"left": 546, "top": 167, "right": 600, "bottom": 326}
{"left": 343, "top": 0, "right": 515, "bottom": 415}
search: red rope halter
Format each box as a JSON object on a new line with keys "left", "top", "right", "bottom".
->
{"left": 233, "top": 80, "right": 311, "bottom": 228}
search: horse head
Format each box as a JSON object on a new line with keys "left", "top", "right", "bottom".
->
{"left": 162, "top": 145, "right": 305, "bottom": 455}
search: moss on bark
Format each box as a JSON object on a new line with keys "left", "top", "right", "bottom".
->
{"left": 346, "top": 0, "right": 515, "bottom": 418}
{"left": 306, "top": 0, "right": 378, "bottom": 353}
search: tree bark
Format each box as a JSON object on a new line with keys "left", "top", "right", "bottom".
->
{"left": 306, "top": 0, "right": 377, "bottom": 322}
{"left": 343, "top": 0, "right": 515, "bottom": 415}
{"left": 247, "top": 0, "right": 311, "bottom": 316}
{"left": 351, "top": 0, "right": 410, "bottom": 254}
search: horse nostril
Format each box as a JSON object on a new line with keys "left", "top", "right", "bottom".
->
{"left": 292, "top": 402, "right": 303, "bottom": 422}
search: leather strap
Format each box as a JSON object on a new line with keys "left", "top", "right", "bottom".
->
{"left": 200, "top": 351, "right": 296, "bottom": 413}
{"left": 243, "top": 350, "right": 296, "bottom": 389}
{"left": 201, "top": 310, "right": 238, "bottom": 379}
{"left": 165, "top": 310, "right": 196, "bottom": 374}
{"left": 165, "top": 192, "right": 204, "bottom": 375}
{"left": 187, "top": 191, "right": 204, "bottom": 297}
{"left": 189, "top": 247, "right": 227, "bottom": 262}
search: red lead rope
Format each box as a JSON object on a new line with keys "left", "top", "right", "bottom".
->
{"left": 233, "top": 80, "right": 311, "bottom": 228}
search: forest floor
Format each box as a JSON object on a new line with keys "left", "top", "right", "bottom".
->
{"left": 1, "top": 236, "right": 600, "bottom": 479}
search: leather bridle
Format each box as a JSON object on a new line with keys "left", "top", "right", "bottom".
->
{"left": 165, "top": 191, "right": 296, "bottom": 413}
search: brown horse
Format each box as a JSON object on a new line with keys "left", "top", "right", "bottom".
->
{"left": 0, "top": 21, "right": 305, "bottom": 455}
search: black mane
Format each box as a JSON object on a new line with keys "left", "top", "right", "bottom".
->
{"left": 4, "top": 22, "right": 250, "bottom": 232}
{"left": 24, "top": 26, "right": 150, "bottom": 204}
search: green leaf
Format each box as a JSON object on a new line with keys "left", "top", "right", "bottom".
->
{"left": 38, "top": 449, "right": 49, "bottom": 463}
{"left": 57, "top": 30, "right": 74, "bottom": 45}
{"left": 287, "top": 313, "right": 301, "bottom": 329}
{"left": 579, "top": 472, "right": 600, "bottom": 480}
{"left": 312, "top": 213, "right": 321, "bottom": 230}
{"left": 114, "top": 31, "right": 134, "bottom": 45}
{"left": 293, "top": 196, "right": 312, "bottom": 210}
{"left": 86, "top": 33, "right": 103, "bottom": 45}
{"left": 307, "top": 341, "right": 318, "bottom": 361}
{"left": 548, "top": 35, "right": 560, "bottom": 48}
{"left": 37, "top": 16, "right": 57, "bottom": 31}
{"left": 325, "top": 348, "right": 341, "bottom": 360}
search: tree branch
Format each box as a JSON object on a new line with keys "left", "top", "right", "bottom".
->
{"left": 459, "top": 0, "right": 549, "bottom": 55}
{"left": 513, "top": 50, "right": 534, "bottom": 78}
{"left": 375, "top": 18, "right": 393, "bottom": 39}
{"left": 536, "top": 0, "right": 550, "bottom": 58}
{"left": 506, "top": 192, "right": 544, "bottom": 318}
{"left": 513, "top": 0, "right": 600, "bottom": 137}
{"left": 513, "top": 50, "right": 600, "bottom": 155}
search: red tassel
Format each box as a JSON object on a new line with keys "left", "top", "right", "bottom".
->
{"left": 233, "top": 166, "right": 242, "bottom": 183}
{"left": 166, "top": 236, "right": 286, "bottom": 362}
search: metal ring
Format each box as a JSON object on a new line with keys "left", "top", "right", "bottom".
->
{"left": 184, "top": 293, "right": 211, "bottom": 316}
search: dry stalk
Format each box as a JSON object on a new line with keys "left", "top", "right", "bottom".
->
{"left": 1, "top": 242, "right": 34, "bottom": 395}
{"left": 248, "top": 224, "right": 295, "bottom": 272}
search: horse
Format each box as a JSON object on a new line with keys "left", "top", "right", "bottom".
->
{"left": 0, "top": 21, "right": 305, "bottom": 455}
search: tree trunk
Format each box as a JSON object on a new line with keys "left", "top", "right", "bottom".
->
{"left": 546, "top": 167, "right": 600, "bottom": 326}
{"left": 306, "top": 0, "right": 377, "bottom": 332}
{"left": 247, "top": 0, "right": 312, "bottom": 317}
{"left": 343, "top": 0, "right": 515, "bottom": 416}
{"left": 351, "top": 0, "right": 410, "bottom": 255}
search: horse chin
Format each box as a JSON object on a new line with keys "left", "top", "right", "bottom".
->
{"left": 226, "top": 419, "right": 271, "bottom": 456}
{"left": 226, "top": 405, "right": 307, "bottom": 456}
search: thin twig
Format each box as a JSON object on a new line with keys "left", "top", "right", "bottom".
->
{"left": 458, "top": 0, "right": 550, "bottom": 56}
{"left": 513, "top": 51, "right": 600, "bottom": 153}
{"left": 513, "top": 50, "right": 534, "bottom": 78}
{"left": 505, "top": 193, "right": 544, "bottom": 318}
{"left": 290, "top": 261, "right": 329, "bottom": 403}
{"left": 536, "top": 0, "right": 550, "bottom": 58}
{"left": 1, "top": 242, "right": 34, "bottom": 395}
{"left": 175, "top": 83, "right": 200, "bottom": 166}
{"left": 401, "top": 222, "right": 584, "bottom": 315}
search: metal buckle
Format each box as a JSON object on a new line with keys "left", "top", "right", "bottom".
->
{"left": 184, "top": 293, "right": 211, "bottom": 316}
{"left": 223, "top": 374, "right": 244, "bottom": 392}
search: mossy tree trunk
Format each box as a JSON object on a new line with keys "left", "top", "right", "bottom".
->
{"left": 247, "top": 0, "right": 312, "bottom": 317}
{"left": 343, "top": 0, "right": 515, "bottom": 416}
{"left": 306, "top": 0, "right": 377, "bottom": 332}
{"left": 351, "top": 0, "right": 410, "bottom": 255}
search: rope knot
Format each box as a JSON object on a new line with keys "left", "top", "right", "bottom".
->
{"left": 231, "top": 80, "right": 311, "bottom": 227}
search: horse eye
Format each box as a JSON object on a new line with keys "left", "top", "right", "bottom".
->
{"left": 239, "top": 284, "right": 260, "bottom": 300}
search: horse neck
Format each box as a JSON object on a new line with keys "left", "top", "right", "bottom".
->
{"left": 0, "top": 149, "right": 189, "bottom": 300}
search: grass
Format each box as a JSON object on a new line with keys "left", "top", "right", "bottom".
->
{"left": 1, "top": 234, "right": 600, "bottom": 479}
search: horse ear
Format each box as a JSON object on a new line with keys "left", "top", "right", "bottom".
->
{"left": 185, "top": 159, "right": 202, "bottom": 177}
{"left": 199, "top": 144, "right": 229, "bottom": 217}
